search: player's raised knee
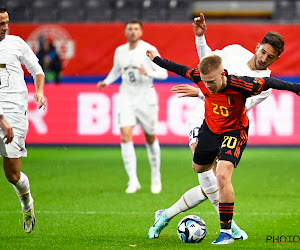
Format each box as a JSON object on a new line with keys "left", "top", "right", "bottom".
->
{"left": 5, "top": 172, "right": 21, "bottom": 185}
{"left": 192, "top": 162, "right": 206, "bottom": 173}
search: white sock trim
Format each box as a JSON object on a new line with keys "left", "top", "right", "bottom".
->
{"left": 220, "top": 229, "right": 232, "bottom": 235}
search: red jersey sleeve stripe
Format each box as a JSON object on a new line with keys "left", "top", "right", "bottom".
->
{"left": 231, "top": 77, "right": 254, "bottom": 87}
{"left": 231, "top": 82, "right": 253, "bottom": 91}
{"left": 231, "top": 79, "right": 254, "bottom": 89}
{"left": 231, "top": 82, "right": 254, "bottom": 91}
{"left": 231, "top": 78, "right": 254, "bottom": 85}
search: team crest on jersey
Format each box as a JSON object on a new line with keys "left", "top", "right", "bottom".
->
{"left": 253, "top": 78, "right": 264, "bottom": 85}
{"left": 253, "top": 77, "right": 265, "bottom": 94}
{"left": 227, "top": 95, "right": 235, "bottom": 105}
{"left": 185, "top": 69, "right": 194, "bottom": 82}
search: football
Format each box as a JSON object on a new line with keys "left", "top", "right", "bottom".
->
{"left": 177, "top": 215, "right": 207, "bottom": 243}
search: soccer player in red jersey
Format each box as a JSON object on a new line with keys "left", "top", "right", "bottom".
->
{"left": 146, "top": 50, "right": 300, "bottom": 244}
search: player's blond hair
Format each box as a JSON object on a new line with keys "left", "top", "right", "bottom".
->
{"left": 199, "top": 55, "right": 223, "bottom": 75}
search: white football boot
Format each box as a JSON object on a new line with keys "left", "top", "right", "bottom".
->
{"left": 232, "top": 220, "right": 248, "bottom": 240}
{"left": 23, "top": 202, "right": 36, "bottom": 233}
{"left": 125, "top": 181, "right": 141, "bottom": 194}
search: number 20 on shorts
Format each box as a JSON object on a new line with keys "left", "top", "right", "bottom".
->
{"left": 221, "top": 136, "right": 238, "bottom": 149}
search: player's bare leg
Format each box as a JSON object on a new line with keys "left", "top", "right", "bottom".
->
{"left": 145, "top": 133, "right": 161, "bottom": 194}
{"left": 3, "top": 157, "right": 35, "bottom": 233}
{"left": 120, "top": 126, "right": 141, "bottom": 193}
{"left": 211, "top": 160, "right": 234, "bottom": 245}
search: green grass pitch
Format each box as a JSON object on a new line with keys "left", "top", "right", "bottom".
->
{"left": 0, "top": 147, "right": 299, "bottom": 249}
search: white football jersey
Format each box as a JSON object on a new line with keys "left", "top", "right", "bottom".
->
{"left": 0, "top": 35, "right": 41, "bottom": 114}
{"left": 104, "top": 40, "right": 168, "bottom": 105}
{"left": 189, "top": 43, "right": 271, "bottom": 131}
{"left": 214, "top": 44, "right": 271, "bottom": 78}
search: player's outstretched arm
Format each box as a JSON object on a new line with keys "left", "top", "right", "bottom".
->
{"left": 145, "top": 49, "right": 168, "bottom": 80}
{"left": 263, "top": 77, "right": 300, "bottom": 95}
{"left": 193, "top": 13, "right": 207, "bottom": 37}
{"left": 193, "top": 13, "right": 212, "bottom": 60}
{"left": 98, "top": 48, "right": 122, "bottom": 89}
{"left": 245, "top": 89, "right": 272, "bottom": 112}
{"left": 230, "top": 75, "right": 300, "bottom": 98}
{"left": 0, "top": 114, "right": 14, "bottom": 144}
{"left": 171, "top": 84, "right": 200, "bottom": 98}
{"left": 146, "top": 50, "right": 159, "bottom": 61}
{"left": 146, "top": 50, "right": 199, "bottom": 82}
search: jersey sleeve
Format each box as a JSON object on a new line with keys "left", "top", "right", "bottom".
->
{"left": 19, "top": 37, "right": 44, "bottom": 77}
{"left": 152, "top": 56, "right": 201, "bottom": 84}
{"left": 103, "top": 48, "right": 122, "bottom": 85}
{"left": 195, "top": 35, "right": 213, "bottom": 60}
{"left": 228, "top": 75, "right": 267, "bottom": 98}
{"left": 263, "top": 77, "right": 300, "bottom": 95}
{"left": 229, "top": 75, "right": 300, "bottom": 98}
{"left": 245, "top": 89, "right": 272, "bottom": 112}
{"left": 145, "top": 46, "right": 168, "bottom": 80}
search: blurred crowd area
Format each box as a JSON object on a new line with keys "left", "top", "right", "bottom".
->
{"left": 2, "top": 0, "right": 300, "bottom": 24}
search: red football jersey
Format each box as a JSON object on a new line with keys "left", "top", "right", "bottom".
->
{"left": 185, "top": 68, "right": 265, "bottom": 134}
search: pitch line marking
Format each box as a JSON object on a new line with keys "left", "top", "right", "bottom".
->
{"left": 0, "top": 211, "right": 298, "bottom": 216}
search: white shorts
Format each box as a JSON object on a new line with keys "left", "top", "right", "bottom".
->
{"left": 119, "top": 103, "right": 158, "bottom": 135}
{"left": 0, "top": 113, "right": 28, "bottom": 158}
{"left": 188, "top": 101, "right": 205, "bottom": 147}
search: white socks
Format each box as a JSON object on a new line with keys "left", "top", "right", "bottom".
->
{"left": 12, "top": 172, "right": 33, "bottom": 212}
{"left": 166, "top": 185, "right": 207, "bottom": 219}
{"left": 165, "top": 169, "right": 219, "bottom": 220}
{"left": 121, "top": 139, "right": 161, "bottom": 192}
{"left": 198, "top": 169, "right": 219, "bottom": 213}
{"left": 121, "top": 141, "right": 139, "bottom": 184}
{"left": 145, "top": 139, "right": 161, "bottom": 180}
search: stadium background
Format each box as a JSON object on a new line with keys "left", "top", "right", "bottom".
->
{"left": 4, "top": 0, "right": 300, "bottom": 146}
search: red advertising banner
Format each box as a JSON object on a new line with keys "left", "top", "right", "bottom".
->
{"left": 9, "top": 23, "right": 300, "bottom": 77}
{"left": 27, "top": 84, "right": 300, "bottom": 145}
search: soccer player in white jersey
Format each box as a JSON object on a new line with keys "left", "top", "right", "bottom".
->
{"left": 0, "top": 106, "right": 14, "bottom": 144}
{"left": 148, "top": 13, "right": 284, "bottom": 242}
{"left": 97, "top": 19, "right": 168, "bottom": 194}
{"left": 0, "top": 7, "right": 46, "bottom": 233}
